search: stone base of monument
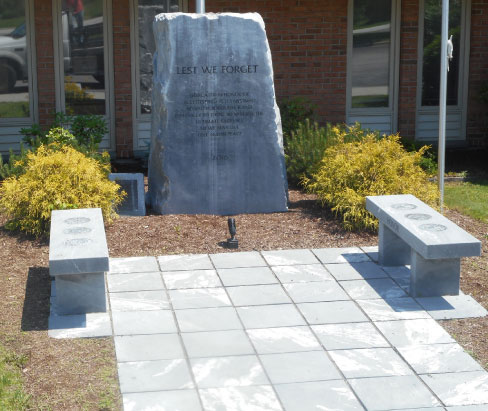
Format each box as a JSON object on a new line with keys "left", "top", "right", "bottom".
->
{"left": 109, "top": 173, "right": 146, "bottom": 217}
{"left": 49, "top": 208, "right": 109, "bottom": 315}
{"left": 148, "top": 13, "right": 288, "bottom": 215}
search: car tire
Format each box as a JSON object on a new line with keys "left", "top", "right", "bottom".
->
{"left": 0, "top": 60, "right": 18, "bottom": 93}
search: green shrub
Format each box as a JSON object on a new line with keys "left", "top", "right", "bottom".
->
{"left": 279, "top": 97, "right": 316, "bottom": 140}
{"left": 0, "top": 145, "right": 124, "bottom": 237}
{"left": 400, "top": 137, "right": 437, "bottom": 176}
{"left": 305, "top": 133, "right": 439, "bottom": 231}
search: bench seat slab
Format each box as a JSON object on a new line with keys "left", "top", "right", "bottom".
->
{"left": 55, "top": 272, "right": 106, "bottom": 315}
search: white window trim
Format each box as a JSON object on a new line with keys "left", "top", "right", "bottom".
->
{"left": 0, "top": 0, "right": 38, "bottom": 126}
{"left": 346, "top": 0, "right": 401, "bottom": 134}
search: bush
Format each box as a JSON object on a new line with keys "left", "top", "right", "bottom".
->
{"left": 278, "top": 97, "right": 316, "bottom": 140}
{"left": 0, "top": 145, "right": 124, "bottom": 237}
{"left": 305, "top": 133, "right": 439, "bottom": 231}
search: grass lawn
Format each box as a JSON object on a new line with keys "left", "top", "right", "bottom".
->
{"left": 0, "top": 343, "right": 30, "bottom": 410}
{"left": 0, "top": 102, "right": 29, "bottom": 119}
{"left": 445, "top": 180, "right": 488, "bottom": 223}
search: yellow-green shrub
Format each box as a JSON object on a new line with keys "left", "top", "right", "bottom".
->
{"left": 0, "top": 145, "right": 124, "bottom": 236}
{"left": 305, "top": 133, "right": 439, "bottom": 231}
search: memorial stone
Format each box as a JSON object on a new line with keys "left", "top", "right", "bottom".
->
{"left": 148, "top": 13, "right": 288, "bottom": 215}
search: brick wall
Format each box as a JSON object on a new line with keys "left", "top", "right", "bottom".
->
{"left": 35, "top": 0, "right": 56, "bottom": 127}
{"left": 112, "top": 0, "right": 133, "bottom": 158}
{"left": 198, "top": 0, "right": 348, "bottom": 125}
{"left": 397, "top": 0, "right": 419, "bottom": 141}
{"left": 467, "top": 0, "right": 488, "bottom": 146}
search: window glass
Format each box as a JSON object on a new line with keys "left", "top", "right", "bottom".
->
{"left": 421, "top": 0, "right": 461, "bottom": 106}
{"left": 0, "top": 0, "right": 30, "bottom": 118}
{"left": 138, "top": 0, "right": 180, "bottom": 114}
{"left": 351, "top": 0, "right": 392, "bottom": 108}
{"left": 62, "top": 0, "right": 105, "bottom": 115}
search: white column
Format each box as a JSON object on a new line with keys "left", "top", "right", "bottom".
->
{"left": 196, "top": 0, "right": 205, "bottom": 13}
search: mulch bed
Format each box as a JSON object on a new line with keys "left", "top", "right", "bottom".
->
{"left": 0, "top": 188, "right": 487, "bottom": 409}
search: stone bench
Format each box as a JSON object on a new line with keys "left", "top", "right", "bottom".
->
{"left": 366, "top": 194, "right": 481, "bottom": 297}
{"left": 49, "top": 208, "right": 109, "bottom": 315}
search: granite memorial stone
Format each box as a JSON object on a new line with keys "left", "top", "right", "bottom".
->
{"left": 147, "top": 13, "right": 288, "bottom": 215}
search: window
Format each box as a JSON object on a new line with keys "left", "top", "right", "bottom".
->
{"left": 0, "top": 0, "right": 34, "bottom": 119}
{"left": 136, "top": 0, "right": 184, "bottom": 115}
{"left": 350, "top": 0, "right": 392, "bottom": 108}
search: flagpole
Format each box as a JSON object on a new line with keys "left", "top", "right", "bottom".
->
{"left": 438, "top": 0, "right": 449, "bottom": 213}
{"left": 196, "top": 0, "right": 205, "bottom": 13}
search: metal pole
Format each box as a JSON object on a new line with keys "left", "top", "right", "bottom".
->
{"left": 438, "top": 0, "right": 449, "bottom": 213}
{"left": 196, "top": 0, "right": 205, "bottom": 13}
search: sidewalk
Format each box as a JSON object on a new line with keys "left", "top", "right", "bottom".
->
{"left": 49, "top": 247, "right": 488, "bottom": 410}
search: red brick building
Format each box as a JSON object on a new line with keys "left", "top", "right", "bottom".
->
{"left": 0, "top": 0, "right": 486, "bottom": 159}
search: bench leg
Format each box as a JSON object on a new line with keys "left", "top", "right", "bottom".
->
{"left": 55, "top": 272, "right": 107, "bottom": 315}
{"left": 378, "top": 223, "right": 411, "bottom": 266}
{"left": 409, "top": 251, "right": 460, "bottom": 297}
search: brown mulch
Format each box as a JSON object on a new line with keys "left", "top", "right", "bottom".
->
{"left": 0, "top": 189, "right": 487, "bottom": 409}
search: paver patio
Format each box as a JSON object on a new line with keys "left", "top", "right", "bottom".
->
{"left": 48, "top": 247, "right": 488, "bottom": 410}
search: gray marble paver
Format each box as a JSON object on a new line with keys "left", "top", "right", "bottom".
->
{"left": 271, "top": 264, "right": 333, "bottom": 283}
{"left": 190, "top": 355, "right": 269, "bottom": 388}
{"left": 312, "top": 322, "right": 389, "bottom": 350}
{"left": 123, "top": 390, "right": 202, "bottom": 411}
{"left": 361, "top": 245, "right": 379, "bottom": 262}
{"left": 259, "top": 350, "right": 341, "bottom": 384}
{"left": 217, "top": 266, "right": 278, "bottom": 286}
{"left": 237, "top": 304, "right": 306, "bottom": 329}
{"left": 261, "top": 249, "right": 319, "bottom": 266}
{"left": 107, "top": 272, "right": 164, "bottom": 292}
{"left": 48, "top": 249, "right": 488, "bottom": 411}
{"left": 274, "top": 380, "right": 363, "bottom": 411}
{"left": 162, "top": 269, "right": 222, "bottom": 289}
{"left": 175, "top": 307, "right": 242, "bottom": 332}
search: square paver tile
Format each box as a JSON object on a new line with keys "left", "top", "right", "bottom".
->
{"left": 259, "top": 351, "right": 341, "bottom": 384}
{"left": 181, "top": 330, "right": 254, "bottom": 358}
{"left": 158, "top": 254, "right": 213, "bottom": 271}
{"left": 421, "top": 371, "right": 488, "bottom": 406}
{"left": 297, "top": 301, "right": 368, "bottom": 325}
{"left": 382, "top": 265, "right": 410, "bottom": 280}
{"left": 217, "top": 267, "right": 278, "bottom": 286}
{"left": 112, "top": 310, "right": 177, "bottom": 335}
{"left": 329, "top": 347, "right": 412, "bottom": 378}
{"left": 118, "top": 359, "right": 194, "bottom": 393}
{"left": 274, "top": 380, "right": 363, "bottom": 411}
{"left": 261, "top": 249, "right": 319, "bottom": 266}
{"left": 325, "top": 262, "right": 388, "bottom": 281}
{"left": 398, "top": 343, "right": 483, "bottom": 374}
{"left": 312, "top": 247, "right": 370, "bottom": 264}
{"left": 123, "top": 390, "right": 202, "bottom": 411}
{"left": 375, "top": 318, "right": 455, "bottom": 347}
{"left": 191, "top": 355, "right": 268, "bottom": 388}
{"left": 357, "top": 298, "right": 431, "bottom": 321}
{"left": 163, "top": 270, "right": 222, "bottom": 289}
{"left": 175, "top": 307, "right": 242, "bottom": 332}
{"left": 114, "top": 334, "right": 184, "bottom": 362}
{"left": 340, "top": 278, "right": 408, "bottom": 300}
{"left": 199, "top": 385, "right": 282, "bottom": 411}
{"left": 108, "top": 272, "right": 164, "bottom": 292}
{"left": 312, "top": 322, "right": 389, "bottom": 350}
{"left": 237, "top": 304, "right": 306, "bottom": 329}
{"left": 209, "top": 252, "right": 266, "bottom": 269}
{"left": 447, "top": 406, "right": 488, "bottom": 410}
{"left": 361, "top": 246, "right": 379, "bottom": 262}
{"left": 169, "top": 288, "right": 231, "bottom": 309}
{"left": 416, "top": 293, "right": 488, "bottom": 320}
{"left": 109, "top": 290, "right": 170, "bottom": 311}
{"left": 110, "top": 257, "right": 159, "bottom": 274}
{"left": 48, "top": 312, "right": 112, "bottom": 339}
{"left": 271, "top": 264, "right": 333, "bottom": 283}
{"left": 227, "top": 284, "right": 291, "bottom": 306}
{"left": 349, "top": 375, "right": 440, "bottom": 410}
{"left": 247, "top": 326, "right": 321, "bottom": 354}
{"left": 283, "top": 281, "right": 349, "bottom": 303}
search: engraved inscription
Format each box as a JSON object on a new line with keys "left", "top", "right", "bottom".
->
{"left": 386, "top": 216, "right": 400, "bottom": 232}
{"left": 420, "top": 224, "right": 447, "bottom": 232}
{"left": 391, "top": 203, "right": 417, "bottom": 210}
{"left": 406, "top": 213, "right": 431, "bottom": 221}
{"left": 64, "top": 217, "right": 91, "bottom": 225}
{"left": 64, "top": 238, "right": 93, "bottom": 246}
{"left": 63, "top": 227, "right": 92, "bottom": 235}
